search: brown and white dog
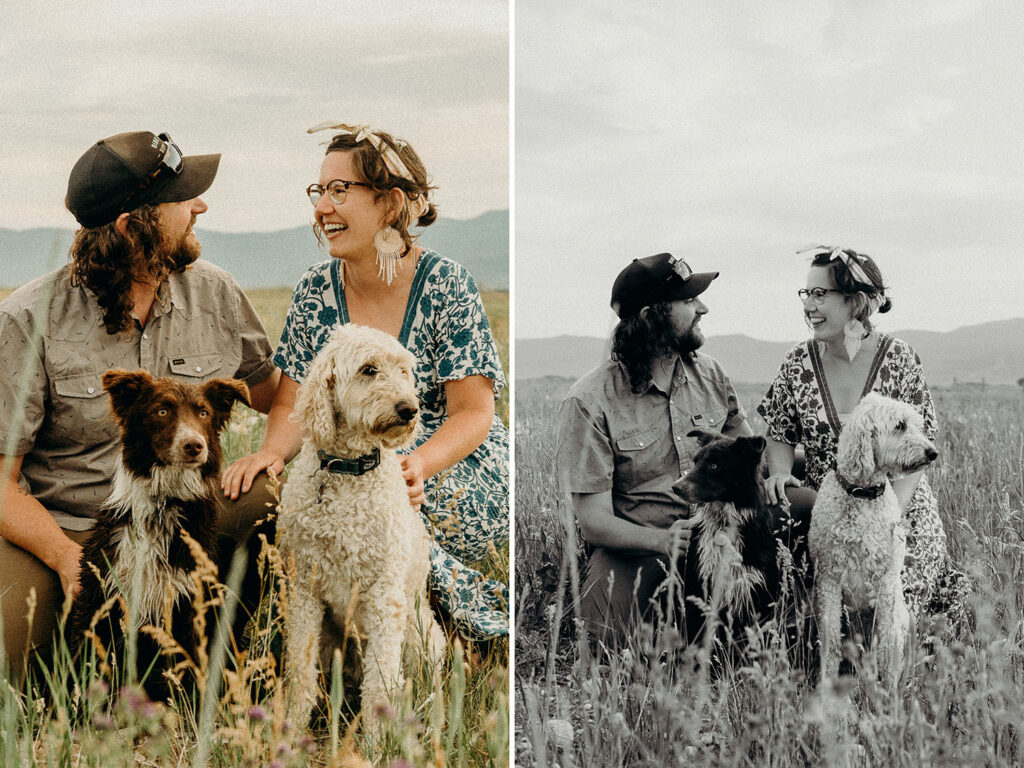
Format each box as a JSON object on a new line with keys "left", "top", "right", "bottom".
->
{"left": 67, "top": 368, "right": 249, "bottom": 700}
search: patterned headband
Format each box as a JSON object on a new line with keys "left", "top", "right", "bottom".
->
{"left": 797, "top": 244, "right": 876, "bottom": 289}
{"left": 307, "top": 120, "right": 429, "bottom": 221}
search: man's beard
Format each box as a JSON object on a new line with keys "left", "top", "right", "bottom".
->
{"left": 672, "top": 322, "right": 704, "bottom": 356}
{"left": 166, "top": 230, "right": 202, "bottom": 272}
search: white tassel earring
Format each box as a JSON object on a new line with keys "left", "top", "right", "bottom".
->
{"left": 374, "top": 225, "right": 404, "bottom": 285}
{"left": 843, "top": 318, "right": 866, "bottom": 361}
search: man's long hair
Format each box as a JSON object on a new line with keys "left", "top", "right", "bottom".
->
{"left": 69, "top": 205, "right": 184, "bottom": 335}
{"left": 612, "top": 302, "right": 694, "bottom": 394}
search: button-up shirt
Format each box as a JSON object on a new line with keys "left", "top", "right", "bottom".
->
{"left": 556, "top": 352, "right": 746, "bottom": 529}
{"left": 0, "top": 260, "right": 275, "bottom": 529}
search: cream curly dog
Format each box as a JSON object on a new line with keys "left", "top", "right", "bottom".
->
{"left": 810, "top": 392, "right": 938, "bottom": 688}
{"left": 280, "top": 324, "right": 445, "bottom": 730}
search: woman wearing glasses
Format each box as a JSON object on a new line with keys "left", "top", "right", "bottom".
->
{"left": 222, "top": 124, "right": 509, "bottom": 639}
{"left": 757, "top": 248, "right": 969, "bottom": 629}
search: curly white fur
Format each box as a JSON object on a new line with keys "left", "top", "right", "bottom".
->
{"left": 279, "top": 324, "right": 445, "bottom": 730}
{"left": 810, "top": 392, "right": 937, "bottom": 689}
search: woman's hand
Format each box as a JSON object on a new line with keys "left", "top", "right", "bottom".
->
{"left": 221, "top": 451, "right": 285, "bottom": 500}
{"left": 765, "top": 473, "right": 801, "bottom": 506}
{"left": 400, "top": 453, "right": 426, "bottom": 509}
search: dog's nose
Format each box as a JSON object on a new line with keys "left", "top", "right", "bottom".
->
{"left": 926, "top": 447, "right": 938, "bottom": 462}
{"left": 395, "top": 401, "right": 418, "bottom": 423}
{"left": 183, "top": 439, "right": 205, "bottom": 458}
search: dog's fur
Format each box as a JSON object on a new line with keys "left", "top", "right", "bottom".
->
{"left": 672, "top": 430, "right": 781, "bottom": 655}
{"left": 67, "top": 369, "right": 249, "bottom": 701}
{"left": 279, "top": 324, "right": 445, "bottom": 730}
{"left": 810, "top": 392, "right": 938, "bottom": 688}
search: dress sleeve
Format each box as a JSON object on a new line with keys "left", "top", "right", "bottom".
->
{"left": 0, "top": 310, "right": 46, "bottom": 455}
{"left": 901, "top": 345, "right": 938, "bottom": 440}
{"left": 433, "top": 262, "right": 506, "bottom": 397}
{"left": 273, "top": 266, "right": 335, "bottom": 384}
{"left": 757, "top": 349, "right": 803, "bottom": 445}
{"left": 556, "top": 396, "right": 614, "bottom": 494}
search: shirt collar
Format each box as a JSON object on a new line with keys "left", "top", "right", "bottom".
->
{"left": 648, "top": 354, "right": 688, "bottom": 394}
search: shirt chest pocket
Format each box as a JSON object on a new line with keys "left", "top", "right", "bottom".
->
{"left": 614, "top": 423, "right": 672, "bottom": 490}
{"left": 678, "top": 406, "right": 728, "bottom": 461}
{"left": 168, "top": 352, "right": 223, "bottom": 381}
{"left": 51, "top": 372, "right": 117, "bottom": 445}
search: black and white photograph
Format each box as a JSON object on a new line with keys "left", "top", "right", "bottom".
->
{"left": 515, "top": 2, "right": 1024, "bottom": 766}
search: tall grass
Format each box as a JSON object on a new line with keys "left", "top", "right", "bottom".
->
{"left": 0, "top": 286, "right": 511, "bottom": 767}
{"left": 515, "top": 378, "right": 1024, "bottom": 767}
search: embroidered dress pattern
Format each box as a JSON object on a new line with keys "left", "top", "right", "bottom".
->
{"left": 757, "top": 334, "right": 969, "bottom": 623}
{"left": 275, "top": 250, "right": 509, "bottom": 638}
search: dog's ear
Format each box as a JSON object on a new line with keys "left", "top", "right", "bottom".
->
{"left": 201, "top": 378, "right": 251, "bottom": 429}
{"left": 102, "top": 369, "right": 155, "bottom": 420}
{"left": 838, "top": 403, "right": 877, "bottom": 482}
{"left": 295, "top": 358, "right": 342, "bottom": 447}
{"left": 686, "top": 428, "right": 719, "bottom": 447}
{"left": 741, "top": 436, "right": 766, "bottom": 456}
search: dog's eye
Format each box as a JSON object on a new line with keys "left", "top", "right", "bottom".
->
{"left": 199, "top": 409, "right": 209, "bottom": 419}
{"left": 708, "top": 463, "right": 718, "bottom": 470}
{"left": 361, "top": 364, "right": 378, "bottom": 377}
{"left": 896, "top": 420, "right": 906, "bottom": 432}
{"left": 157, "top": 408, "right": 168, "bottom": 417}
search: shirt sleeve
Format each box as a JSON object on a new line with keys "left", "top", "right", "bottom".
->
{"left": 711, "top": 360, "right": 747, "bottom": 432}
{"left": 227, "top": 277, "right": 275, "bottom": 386}
{"left": 556, "top": 396, "right": 614, "bottom": 494}
{"left": 433, "top": 262, "right": 506, "bottom": 397}
{"left": 0, "top": 310, "right": 46, "bottom": 455}
{"left": 757, "top": 350, "right": 802, "bottom": 445}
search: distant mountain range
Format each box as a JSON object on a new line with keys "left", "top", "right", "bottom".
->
{"left": 517, "top": 317, "right": 1024, "bottom": 386}
{"left": 0, "top": 209, "right": 509, "bottom": 291}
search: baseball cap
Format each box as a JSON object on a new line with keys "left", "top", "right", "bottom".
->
{"left": 66, "top": 131, "right": 220, "bottom": 228}
{"left": 610, "top": 253, "right": 719, "bottom": 318}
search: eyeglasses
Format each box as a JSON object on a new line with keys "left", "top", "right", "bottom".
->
{"left": 120, "top": 132, "right": 184, "bottom": 211}
{"left": 797, "top": 287, "right": 841, "bottom": 305}
{"left": 667, "top": 256, "right": 693, "bottom": 282}
{"left": 306, "top": 179, "right": 372, "bottom": 207}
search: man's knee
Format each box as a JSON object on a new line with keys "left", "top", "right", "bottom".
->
{"left": 215, "top": 473, "right": 281, "bottom": 544}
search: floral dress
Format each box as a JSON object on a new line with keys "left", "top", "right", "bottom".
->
{"left": 274, "top": 250, "right": 509, "bottom": 639}
{"left": 757, "top": 334, "right": 969, "bottom": 625}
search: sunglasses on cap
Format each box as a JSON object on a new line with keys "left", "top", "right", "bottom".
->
{"left": 667, "top": 255, "right": 693, "bottom": 282}
{"left": 119, "top": 133, "right": 184, "bottom": 212}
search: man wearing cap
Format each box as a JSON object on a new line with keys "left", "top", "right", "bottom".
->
{"left": 555, "top": 253, "right": 752, "bottom": 646}
{"left": 0, "top": 131, "right": 280, "bottom": 676}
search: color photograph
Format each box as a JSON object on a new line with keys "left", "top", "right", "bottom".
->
{"left": 0, "top": 2, "right": 509, "bottom": 766}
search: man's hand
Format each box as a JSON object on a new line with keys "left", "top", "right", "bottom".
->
{"left": 664, "top": 516, "right": 698, "bottom": 557}
{"left": 55, "top": 540, "right": 83, "bottom": 602}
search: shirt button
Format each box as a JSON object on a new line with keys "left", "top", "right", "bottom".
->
{"left": 142, "top": 332, "right": 149, "bottom": 340}
{"left": 195, "top": 366, "right": 202, "bottom": 373}
{"left": 637, "top": 441, "right": 644, "bottom": 447}
{"left": 86, "top": 387, "right": 95, "bottom": 394}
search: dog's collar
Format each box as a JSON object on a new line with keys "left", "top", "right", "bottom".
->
{"left": 837, "top": 472, "right": 886, "bottom": 499}
{"left": 317, "top": 448, "right": 381, "bottom": 476}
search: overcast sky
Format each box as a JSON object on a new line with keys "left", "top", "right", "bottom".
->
{"left": 516, "top": 0, "right": 1024, "bottom": 342}
{"left": 0, "top": 0, "right": 508, "bottom": 234}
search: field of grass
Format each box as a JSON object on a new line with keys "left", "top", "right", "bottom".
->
{"left": 0, "top": 284, "right": 510, "bottom": 767}
{"left": 515, "top": 377, "right": 1024, "bottom": 767}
